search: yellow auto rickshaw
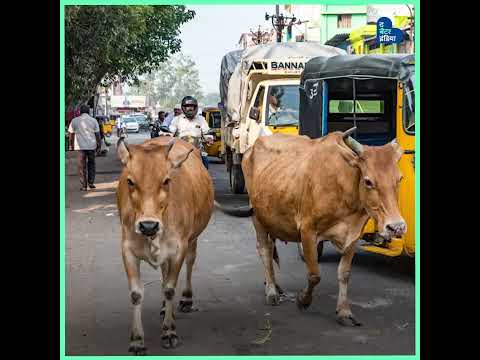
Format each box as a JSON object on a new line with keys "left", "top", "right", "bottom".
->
{"left": 202, "top": 107, "right": 223, "bottom": 160}
{"left": 299, "top": 54, "right": 415, "bottom": 257}
{"left": 95, "top": 116, "right": 112, "bottom": 137}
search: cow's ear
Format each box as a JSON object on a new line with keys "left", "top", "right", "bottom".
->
{"left": 165, "top": 139, "right": 193, "bottom": 169}
{"left": 168, "top": 147, "right": 194, "bottom": 168}
{"left": 389, "top": 139, "right": 404, "bottom": 162}
{"left": 117, "top": 139, "right": 130, "bottom": 165}
{"left": 339, "top": 147, "right": 359, "bottom": 167}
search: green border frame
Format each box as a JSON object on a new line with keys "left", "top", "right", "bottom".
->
{"left": 60, "top": 1, "right": 419, "bottom": 358}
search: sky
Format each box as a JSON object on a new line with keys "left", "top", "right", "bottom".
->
{"left": 178, "top": 5, "right": 275, "bottom": 94}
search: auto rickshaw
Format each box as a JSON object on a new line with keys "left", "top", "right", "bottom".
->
{"left": 202, "top": 106, "right": 223, "bottom": 161}
{"left": 96, "top": 115, "right": 112, "bottom": 137}
{"left": 109, "top": 114, "right": 121, "bottom": 133}
{"left": 299, "top": 54, "right": 415, "bottom": 257}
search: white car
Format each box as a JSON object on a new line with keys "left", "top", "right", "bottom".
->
{"left": 122, "top": 117, "right": 139, "bottom": 133}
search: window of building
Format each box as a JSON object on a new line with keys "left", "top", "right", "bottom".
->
{"left": 337, "top": 14, "right": 352, "bottom": 28}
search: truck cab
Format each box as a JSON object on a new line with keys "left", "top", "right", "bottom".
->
{"left": 224, "top": 60, "right": 307, "bottom": 193}
{"left": 245, "top": 78, "right": 301, "bottom": 148}
{"left": 219, "top": 43, "right": 346, "bottom": 194}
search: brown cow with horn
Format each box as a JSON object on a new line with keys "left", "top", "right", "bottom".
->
{"left": 116, "top": 136, "right": 213, "bottom": 354}
{"left": 217, "top": 127, "right": 406, "bottom": 326}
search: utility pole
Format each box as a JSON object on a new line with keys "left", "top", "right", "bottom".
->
{"left": 250, "top": 25, "right": 270, "bottom": 45}
{"left": 265, "top": 8, "right": 301, "bottom": 43}
{"left": 105, "top": 86, "right": 108, "bottom": 117}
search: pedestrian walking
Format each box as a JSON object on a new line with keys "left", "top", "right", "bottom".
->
{"left": 68, "top": 105, "right": 101, "bottom": 191}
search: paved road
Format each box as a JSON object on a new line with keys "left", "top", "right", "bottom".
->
{"left": 65, "top": 132, "right": 415, "bottom": 355}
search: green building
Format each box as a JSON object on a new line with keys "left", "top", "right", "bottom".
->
{"left": 319, "top": 5, "right": 367, "bottom": 45}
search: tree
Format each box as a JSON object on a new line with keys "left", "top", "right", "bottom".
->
{"left": 202, "top": 92, "right": 220, "bottom": 107}
{"left": 127, "top": 53, "right": 205, "bottom": 111}
{"left": 65, "top": 5, "right": 195, "bottom": 110}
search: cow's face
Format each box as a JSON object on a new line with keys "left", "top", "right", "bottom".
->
{"left": 357, "top": 141, "right": 406, "bottom": 240}
{"left": 117, "top": 139, "right": 193, "bottom": 237}
{"left": 341, "top": 134, "right": 407, "bottom": 240}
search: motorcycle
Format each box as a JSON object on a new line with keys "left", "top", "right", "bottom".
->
{"left": 179, "top": 131, "right": 215, "bottom": 169}
{"left": 150, "top": 122, "right": 172, "bottom": 138}
{"left": 119, "top": 125, "right": 128, "bottom": 139}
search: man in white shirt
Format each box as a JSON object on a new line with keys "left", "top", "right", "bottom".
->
{"left": 169, "top": 96, "right": 213, "bottom": 168}
{"left": 68, "top": 105, "right": 101, "bottom": 191}
{"left": 163, "top": 104, "right": 182, "bottom": 129}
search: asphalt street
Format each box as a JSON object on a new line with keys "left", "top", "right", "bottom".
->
{"left": 65, "top": 131, "right": 415, "bottom": 355}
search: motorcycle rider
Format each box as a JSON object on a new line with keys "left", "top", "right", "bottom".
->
{"left": 169, "top": 96, "right": 213, "bottom": 169}
{"left": 150, "top": 111, "right": 167, "bottom": 138}
{"left": 157, "top": 111, "right": 165, "bottom": 124}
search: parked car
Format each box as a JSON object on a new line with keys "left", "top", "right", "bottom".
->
{"left": 134, "top": 114, "right": 149, "bottom": 132}
{"left": 122, "top": 117, "right": 139, "bottom": 133}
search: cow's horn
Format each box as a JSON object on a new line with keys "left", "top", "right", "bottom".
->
{"left": 343, "top": 126, "right": 357, "bottom": 138}
{"left": 344, "top": 136, "right": 364, "bottom": 156}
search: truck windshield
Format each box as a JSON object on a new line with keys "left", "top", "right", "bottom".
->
{"left": 265, "top": 85, "right": 299, "bottom": 126}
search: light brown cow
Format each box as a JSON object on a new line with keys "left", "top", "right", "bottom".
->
{"left": 239, "top": 128, "right": 406, "bottom": 326}
{"left": 117, "top": 136, "right": 214, "bottom": 354}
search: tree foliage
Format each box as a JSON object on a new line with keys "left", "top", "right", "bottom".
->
{"left": 202, "top": 92, "right": 221, "bottom": 107}
{"left": 126, "top": 53, "right": 205, "bottom": 111}
{"left": 65, "top": 5, "right": 195, "bottom": 110}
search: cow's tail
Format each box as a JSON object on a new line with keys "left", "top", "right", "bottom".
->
{"left": 214, "top": 200, "right": 253, "bottom": 217}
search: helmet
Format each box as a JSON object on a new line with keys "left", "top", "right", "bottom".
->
{"left": 181, "top": 96, "right": 198, "bottom": 119}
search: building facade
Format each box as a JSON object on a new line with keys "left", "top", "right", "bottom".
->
{"left": 280, "top": 4, "right": 414, "bottom": 55}
{"left": 319, "top": 5, "right": 367, "bottom": 45}
{"left": 348, "top": 15, "right": 413, "bottom": 54}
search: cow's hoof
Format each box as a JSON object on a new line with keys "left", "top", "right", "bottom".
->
{"left": 161, "top": 333, "right": 179, "bottom": 349}
{"left": 336, "top": 312, "right": 362, "bottom": 327}
{"left": 266, "top": 292, "right": 280, "bottom": 306}
{"left": 275, "top": 283, "right": 285, "bottom": 295}
{"left": 178, "top": 299, "right": 194, "bottom": 313}
{"left": 296, "top": 290, "right": 312, "bottom": 310}
{"left": 128, "top": 344, "right": 147, "bottom": 356}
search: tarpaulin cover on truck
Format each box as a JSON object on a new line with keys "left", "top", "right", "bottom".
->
{"left": 221, "top": 42, "right": 346, "bottom": 125}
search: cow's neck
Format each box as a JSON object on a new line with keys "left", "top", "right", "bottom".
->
{"left": 144, "top": 231, "right": 178, "bottom": 269}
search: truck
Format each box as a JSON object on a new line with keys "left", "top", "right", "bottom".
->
{"left": 218, "top": 42, "right": 346, "bottom": 193}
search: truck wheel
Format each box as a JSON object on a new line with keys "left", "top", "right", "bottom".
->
{"left": 230, "top": 164, "right": 245, "bottom": 194}
{"left": 226, "top": 149, "right": 232, "bottom": 171}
